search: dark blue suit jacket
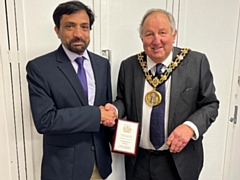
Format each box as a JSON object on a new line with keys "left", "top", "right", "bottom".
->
{"left": 26, "top": 45, "right": 113, "bottom": 180}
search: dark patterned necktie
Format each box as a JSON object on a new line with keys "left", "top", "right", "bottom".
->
{"left": 150, "top": 63, "right": 165, "bottom": 149}
{"left": 75, "top": 57, "right": 88, "bottom": 96}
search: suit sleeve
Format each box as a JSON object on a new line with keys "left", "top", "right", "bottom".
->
{"left": 112, "top": 61, "right": 127, "bottom": 118}
{"left": 186, "top": 54, "right": 219, "bottom": 136}
{"left": 26, "top": 60, "right": 101, "bottom": 135}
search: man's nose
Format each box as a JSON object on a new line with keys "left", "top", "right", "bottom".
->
{"left": 152, "top": 35, "right": 161, "bottom": 44}
{"left": 73, "top": 27, "right": 84, "bottom": 38}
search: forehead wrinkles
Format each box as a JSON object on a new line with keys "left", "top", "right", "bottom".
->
{"left": 143, "top": 12, "right": 170, "bottom": 31}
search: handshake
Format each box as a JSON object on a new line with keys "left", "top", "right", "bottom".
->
{"left": 99, "top": 103, "right": 117, "bottom": 127}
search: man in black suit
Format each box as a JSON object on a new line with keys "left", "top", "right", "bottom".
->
{"left": 26, "top": 1, "right": 116, "bottom": 180}
{"left": 108, "top": 8, "right": 219, "bottom": 180}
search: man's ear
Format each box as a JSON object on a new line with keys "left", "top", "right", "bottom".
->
{"left": 54, "top": 26, "right": 60, "bottom": 38}
{"left": 173, "top": 30, "right": 177, "bottom": 41}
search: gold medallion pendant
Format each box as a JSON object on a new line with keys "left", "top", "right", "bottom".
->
{"left": 145, "top": 89, "right": 162, "bottom": 107}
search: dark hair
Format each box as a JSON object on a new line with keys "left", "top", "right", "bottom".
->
{"left": 53, "top": 1, "right": 95, "bottom": 30}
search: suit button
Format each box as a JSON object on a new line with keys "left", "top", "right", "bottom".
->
{"left": 91, "top": 146, "right": 95, "bottom": 151}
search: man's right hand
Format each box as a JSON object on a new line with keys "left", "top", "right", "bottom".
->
{"left": 99, "top": 104, "right": 117, "bottom": 127}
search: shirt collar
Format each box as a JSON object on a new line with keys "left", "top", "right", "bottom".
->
{"left": 147, "top": 51, "right": 173, "bottom": 71}
{"left": 62, "top": 44, "right": 90, "bottom": 62}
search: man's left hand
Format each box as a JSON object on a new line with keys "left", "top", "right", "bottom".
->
{"left": 166, "top": 124, "right": 194, "bottom": 153}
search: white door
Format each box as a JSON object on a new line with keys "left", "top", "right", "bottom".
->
{"left": 0, "top": 0, "right": 30, "bottom": 179}
{"left": 223, "top": 4, "right": 240, "bottom": 179}
{"left": 100, "top": 0, "right": 240, "bottom": 180}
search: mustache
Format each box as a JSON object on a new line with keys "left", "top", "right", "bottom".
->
{"left": 69, "top": 37, "right": 86, "bottom": 44}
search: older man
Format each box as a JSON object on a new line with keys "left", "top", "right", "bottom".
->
{"left": 109, "top": 8, "right": 219, "bottom": 180}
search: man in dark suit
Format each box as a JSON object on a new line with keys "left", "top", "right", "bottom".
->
{"left": 108, "top": 8, "right": 219, "bottom": 180}
{"left": 26, "top": 1, "right": 116, "bottom": 180}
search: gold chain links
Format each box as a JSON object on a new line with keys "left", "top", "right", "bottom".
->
{"left": 137, "top": 48, "right": 190, "bottom": 88}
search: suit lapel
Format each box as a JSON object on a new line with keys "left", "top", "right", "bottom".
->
{"left": 56, "top": 46, "right": 88, "bottom": 105}
{"left": 88, "top": 52, "right": 102, "bottom": 105}
{"left": 168, "top": 47, "right": 187, "bottom": 130}
{"left": 134, "top": 55, "right": 145, "bottom": 123}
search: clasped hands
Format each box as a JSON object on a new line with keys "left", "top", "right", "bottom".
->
{"left": 99, "top": 103, "right": 117, "bottom": 127}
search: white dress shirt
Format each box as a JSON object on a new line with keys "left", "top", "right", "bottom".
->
{"left": 139, "top": 51, "right": 199, "bottom": 150}
{"left": 62, "top": 45, "right": 95, "bottom": 106}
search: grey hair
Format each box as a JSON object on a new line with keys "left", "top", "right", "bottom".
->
{"left": 139, "top": 8, "right": 176, "bottom": 36}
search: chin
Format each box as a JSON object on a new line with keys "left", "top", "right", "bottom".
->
{"left": 152, "top": 53, "right": 164, "bottom": 58}
{"left": 150, "top": 55, "right": 165, "bottom": 62}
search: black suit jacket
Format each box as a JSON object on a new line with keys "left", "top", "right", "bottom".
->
{"left": 113, "top": 47, "right": 219, "bottom": 180}
{"left": 26, "top": 45, "right": 113, "bottom": 180}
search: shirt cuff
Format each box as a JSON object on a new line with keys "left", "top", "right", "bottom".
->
{"left": 183, "top": 121, "right": 199, "bottom": 140}
{"left": 113, "top": 105, "right": 118, "bottom": 118}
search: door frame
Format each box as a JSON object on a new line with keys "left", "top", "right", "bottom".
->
{"left": 223, "top": 4, "right": 240, "bottom": 180}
